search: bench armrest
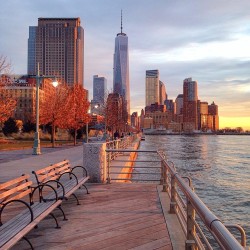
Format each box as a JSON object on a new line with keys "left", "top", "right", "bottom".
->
{"left": 43, "top": 180, "right": 66, "bottom": 200}
{"left": 71, "top": 165, "right": 88, "bottom": 177}
{"left": 0, "top": 200, "right": 34, "bottom": 226}
{"left": 31, "top": 183, "right": 59, "bottom": 204}
{"left": 58, "top": 172, "right": 79, "bottom": 185}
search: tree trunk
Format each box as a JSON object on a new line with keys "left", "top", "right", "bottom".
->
{"left": 52, "top": 123, "right": 56, "bottom": 148}
{"left": 74, "top": 129, "right": 77, "bottom": 146}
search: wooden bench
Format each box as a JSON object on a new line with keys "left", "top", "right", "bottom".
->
{"left": 32, "top": 160, "right": 90, "bottom": 208}
{"left": 0, "top": 174, "right": 62, "bottom": 249}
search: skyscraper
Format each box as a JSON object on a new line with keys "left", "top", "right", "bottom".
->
{"left": 113, "top": 12, "right": 130, "bottom": 120}
{"left": 28, "top": 18, "right": 84, "bottom": 86}
{"left": 208, "top": 101, "right": 219, "bottom": 131}
{"left": 93, "top": 75, "right": 107, "bottom": 104}
{"left": 91, "top": 75, "right": 107, "bottom": 115}
{"left": 159, "top": 80, "right": 167, "bottom": 105}
{"left": 145, "top": 70, "right": 160, "bottom": 106}
{"left": 183, "top": 77, "right": 198, "bottom": 132}
{"left": 175, "top": 94, "right": 183, "bottom": 115}
{"left": 27, "top": 26, "right": 37, "bottom": 75}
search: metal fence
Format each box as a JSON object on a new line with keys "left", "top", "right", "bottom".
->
{"left": 105, "top": 149, "right": 247, "bottom": 250}
{"left": 106, "top": 134, "right": 137, "bottom": 161}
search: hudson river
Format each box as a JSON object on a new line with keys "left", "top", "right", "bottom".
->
{"left": 138, "top": 134, "right": 250, "bottom": 245}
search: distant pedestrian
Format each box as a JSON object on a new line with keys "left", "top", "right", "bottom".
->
{"left": 114, "top": 130, "right": 119, "bottom": 139}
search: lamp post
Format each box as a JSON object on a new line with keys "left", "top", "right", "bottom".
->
{"left": 86, "top": 110, "right": 91, "bottom": 143}
{"left": 86, "top": 121, "right": 89, "bottom": 143}
{"left": 33, "top": 64, "right": 58, "bottom": 155}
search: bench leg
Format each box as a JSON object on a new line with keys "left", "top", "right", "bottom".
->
{"left": 82, "top": 184, "right": 90, "bottom": 194}
{"left": 49, "top": 213, "right": 61, "bottom": 229}
{"left": 23, "top": 236, "right": 34, "bottom": 250}
{"left": 58, "top": 205, "right": 68, "bottom": 221}
{"left": 72, "top": 193, "right": 80, "bottom": 205}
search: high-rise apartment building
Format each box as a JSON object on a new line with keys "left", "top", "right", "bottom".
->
{"left": 91, "top": 75, "right": 107, "bottom": 115}
{"left": 183, "top": 77, "right": 198, "bottom": 131}
{"left": 198, "top": 101, "right": 208, "bottom": 130}
{"left": 28, "top": 18, "right": 84, "bottom": 86}
{"left": 208, "top": 101, "right": 219, "bottom": 131}
{"left": 113, "top": 13, "right": 130, "bottom": 120}
{"left": 145, "top": 70, "right": 160, "bottom": 106}
{"left": 175, "top": 94, "right": 183, "bottom": 115}
{"left": 159, "top": 81, "right": 167, "bottom": 105}
{"left": 93, "top": 75, "right": 107, "bottom": 104}
{"left": 27, "top": 26, "right": 37, "bottom": 75}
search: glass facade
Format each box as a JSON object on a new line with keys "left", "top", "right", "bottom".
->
{"left": 93, "top": 75, "right": 107, "bottom": 104}
{"left": 113, "top": 32, "right": 130, "bottom": 118}
{"left": 145, "top": 70, "right": 159, "bottom": 106}
{"left": 27, "top": 26, "right": 37, "bottom": 75}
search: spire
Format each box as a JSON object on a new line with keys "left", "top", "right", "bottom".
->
{"left": 117, "top": 9, "right": 126, "bottom": 36}
{"left": 121, "top": 9, "right": 123, "bottom": 34}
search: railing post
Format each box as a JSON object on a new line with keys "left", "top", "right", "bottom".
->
{"left": 185, "top": 200, "right": 198, "bottom": 250}
{"left": 160, "top": 160, "right": 164, "bottom": 185}
{"left": 161, "top": 162, "right": 167, "bottom": 192}
{"left": 107, "top": 152, "right": 111, "bottom": 184}
{"left": 170, "top": 173, "right": 177, "bottom": 214}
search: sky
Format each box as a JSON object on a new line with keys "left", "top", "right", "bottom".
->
{"left": 0, "top": 0, "right": 250, "bottom": 130}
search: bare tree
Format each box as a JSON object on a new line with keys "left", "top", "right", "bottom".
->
{"left": 0, "top": 55, "right": 11, "bottom": 75}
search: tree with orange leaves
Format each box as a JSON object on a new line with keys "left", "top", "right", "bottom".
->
{"left": 0, "top": 56, "right": 16, "bottom": 126}
{"left": 39, "top": 82, "right": 69, "bottom": 147}
{"left": 62, "top": 84, "right": 90, "bottom": 145}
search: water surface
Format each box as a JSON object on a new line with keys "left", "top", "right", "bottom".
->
{"left": 138, "top": 135, "right": 250, "bottom": 245}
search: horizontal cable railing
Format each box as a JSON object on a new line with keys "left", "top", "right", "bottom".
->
{"left": 105, "top": 148, "right": 247, "bottom": 250}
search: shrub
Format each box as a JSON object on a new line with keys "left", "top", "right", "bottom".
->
{"left": 2, "top": 117, "right": 18, "bottom": 136}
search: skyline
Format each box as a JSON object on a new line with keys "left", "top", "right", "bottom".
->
{"left": 0, "top": 0, "right": 250, "bottom": 129}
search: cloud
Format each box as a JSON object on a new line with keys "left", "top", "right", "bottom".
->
{"left": 1, "top": 0, "right": 250, "bottom": 127}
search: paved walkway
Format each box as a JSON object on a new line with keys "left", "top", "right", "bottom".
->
{"left": 0, "top": 143, "right": 185, "bottom": 249}
{"left": 0, "top": 145, "right": 84, "bottom": 183}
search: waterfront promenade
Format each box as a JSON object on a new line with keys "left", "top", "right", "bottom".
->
{"left": 0, "top": 144, "right": 184, "bottom": 249}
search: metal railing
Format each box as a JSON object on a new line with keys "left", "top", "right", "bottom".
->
{"left": 105, "top": 149, "right": 247, "bottom": 250}
{"left": 106, "top": 134, "right": 137, "bottom": 161}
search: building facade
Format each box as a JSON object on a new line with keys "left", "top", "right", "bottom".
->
{"left": 198, "top": 101, "right": 208, "bottom": 131}
{"left": 27, "top": 26, "right": 37, "bottom": 75}
{"left": 106, "top": 93, "right": 127, "bottom": 134}
{"left": 145, "top": 70, "right": 160, "bottom": 106}
{"left": 91, "top": 75, "right": 107, "bottom": 115}
{"left": 113, "top": 14, "right": 130, "bottom": 121}
{"left": 183, "top": 77, "right": 198, "bottom": 132}
{"left": 159, "top": 80, "right": 167, "bottom": 105}
{"left": 145, "top": 102, "right": 166, "bottom": 114}
{"left": 28, "top": 18, "right": 84, "bottom": 86}
{"left": 208, "top": 101, "right": 219, "bottom": 131}
{"left": 175, "top": 94, "right": 183, "bottom": 115}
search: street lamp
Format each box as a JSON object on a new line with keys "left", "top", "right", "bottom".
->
{"left": 33, "top": 64, "right": 58, "bottom": 155}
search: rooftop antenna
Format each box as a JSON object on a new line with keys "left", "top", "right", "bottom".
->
{"left": 121, "top": 9, "right": 123, "bottom": 33}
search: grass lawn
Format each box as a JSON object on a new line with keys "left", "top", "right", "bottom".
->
{"left": 0, "top": 139, "right": 75, "bottom": 151}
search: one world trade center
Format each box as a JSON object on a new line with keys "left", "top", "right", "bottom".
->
{"left": 113, "top": 11, "right": 130, "bottom": 122}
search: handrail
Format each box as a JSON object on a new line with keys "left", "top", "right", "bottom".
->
{"left": 158, "top": 150, "right": 246, "bottom": 250}
{"left": 105, "top": 148, "right": 247, "bottom": 249}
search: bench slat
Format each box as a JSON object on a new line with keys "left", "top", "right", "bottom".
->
{"left": 0, "top": 199, "right": 62, "bottom": 249}
{"left": 0, "top": 175, "right": 30, "bottom": 190}
{"left": 0, "top": 182, "right": 32, "bottom": 200}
